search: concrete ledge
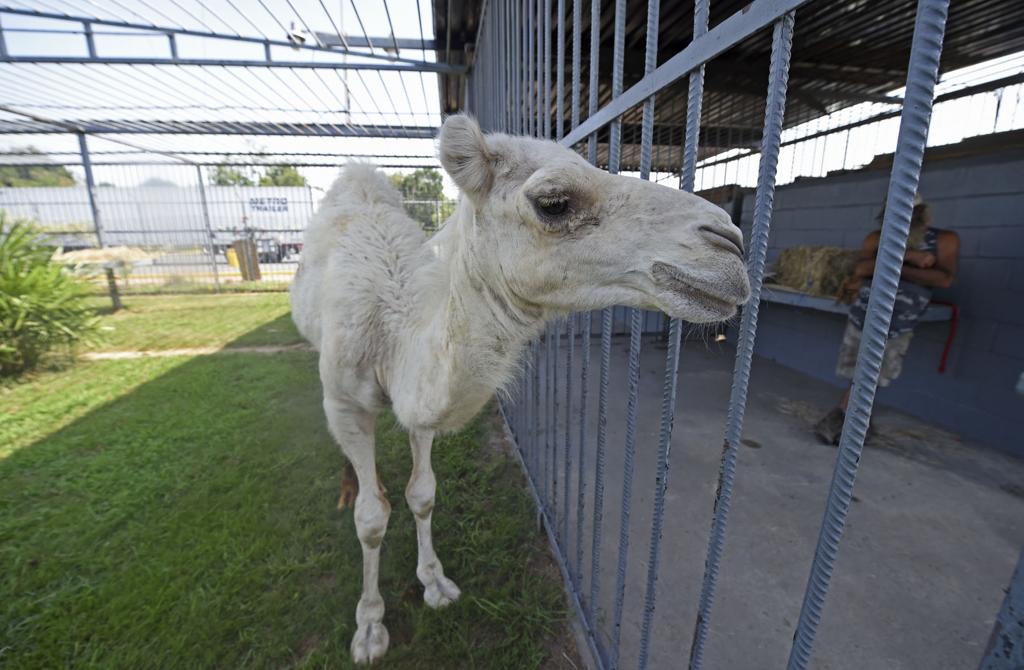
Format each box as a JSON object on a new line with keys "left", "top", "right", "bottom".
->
{"left": 761, "top": 285, "right": 953, "bottom": 322}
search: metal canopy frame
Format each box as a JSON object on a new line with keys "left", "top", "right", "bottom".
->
{"left": 0, "top": 1, "right": 450, "bottom": 299}
{"left": 0, "top": 53, "right": 459, "bottom": 73}
{"left": 0, "top": 7, "right": 463, "bottom": 73}
{"left": 0, "top": 116, "right": 437, "bottom": 139}
{"left": 0, "top": 0, "right": 454, "bottom": 162}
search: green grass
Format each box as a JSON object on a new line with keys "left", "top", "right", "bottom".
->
{"left": 85, "top": 293, "right": 302, "bottom": 352}
{"left": 1, "top": 303, "right": 572, "bottom": 668}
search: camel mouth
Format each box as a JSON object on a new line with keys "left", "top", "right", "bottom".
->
{"left": 650, "top": 261, "right": 749, "bottom": 322}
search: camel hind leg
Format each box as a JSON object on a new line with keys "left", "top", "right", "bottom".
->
{"left": 337, "top": 461, "right": 358, "bottom": 510}
{"left": 324, "top": 395, "right": 390, "bottom": 665}
{"left": 338, "top": 462, "right": 387, "bottom": 511}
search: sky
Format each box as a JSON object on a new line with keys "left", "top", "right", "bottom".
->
{"left": 0, "top": 1, "right": 1022, "bottom": 200}
{"left": 0, "top": 0, "right": 457, "bottom": 194}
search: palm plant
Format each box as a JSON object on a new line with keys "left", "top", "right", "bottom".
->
{"left": 0, "top": 215, "right": 98, "bottom": 376}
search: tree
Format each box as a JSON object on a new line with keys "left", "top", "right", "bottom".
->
{"left": 388, "top": 168, "right": 448, "bottom": 229}
{"left": 259, "top": 165, "right": 307, "bottom": 186}
{"left": 209, "top": 165, "right": 254, "bottom": 186}
{"left": 0, "top": 148, "right": 76, "bottom": 187}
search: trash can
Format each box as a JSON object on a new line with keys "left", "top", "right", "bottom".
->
{"left": 231, "top": 239, "right": 261, "bottom": 281}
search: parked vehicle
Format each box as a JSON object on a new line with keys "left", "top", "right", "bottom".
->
{"left": 255, "top": 236, "right": 284, "bottom": 263}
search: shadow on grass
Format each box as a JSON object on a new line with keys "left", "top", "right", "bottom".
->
{"left": 223, "top": 313, "right": 304, "bottom": 349}
{"left": 1, "top": 316, "right": 568, "bottom": 669}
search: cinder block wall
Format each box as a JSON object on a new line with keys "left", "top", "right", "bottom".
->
{"left": 739, "top": 148, "right": 1024, "bottom": 456}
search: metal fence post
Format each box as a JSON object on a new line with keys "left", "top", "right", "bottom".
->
{"left": 77, "top": 131, "right": 122, "bottom": 309}
{"left": 195, "top": 165, "right": 221, "bottom": 292}
{"left": 77, "top": 132, "right": 104, "bottom": 248}
{"left": 786, "top": 1, "right": 950, "bottom": 667}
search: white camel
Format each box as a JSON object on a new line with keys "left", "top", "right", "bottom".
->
{"left": 290, "top": 114, "right": 750, "bottom": 664}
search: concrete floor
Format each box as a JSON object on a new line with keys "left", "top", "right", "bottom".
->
{"left": 522, "top": 333, "right": 1024, "bottom": 670}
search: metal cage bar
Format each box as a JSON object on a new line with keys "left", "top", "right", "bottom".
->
{"left": 688, "top": 13, "right": 797, "bottom": 669}
{"left": 979, "top": 550, "right": 1024, "bottom": 669}
{"left": 609, "top": 0, "right": 652, "bottom": 663}
{"left": 786, "top": 1, "right": 951, "bottom": 666}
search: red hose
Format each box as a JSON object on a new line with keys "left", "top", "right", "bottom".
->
{"left": 929, "top": 300, "right": 959, "bottom": 374}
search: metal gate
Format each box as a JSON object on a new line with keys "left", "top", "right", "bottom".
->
{"left": 463, "top": 0, "right": 973, "bottom": 668}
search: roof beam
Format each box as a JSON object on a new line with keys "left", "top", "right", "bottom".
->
{"left": 0, "top": 116, "right": 438, "bottom": 138}
{"left": 0, "top": 54, "right": 462, "bottom": 73}
{"left": 692, "top": 71, "right": 1024, "bottom": 171}
{"left": 0, "top": 7, "right": 458, "bottom": 72}
{"left": 315, "top": 33, "right": 437, "bottom": 51}
{"left": 561, "top": 0, "right": 813, "bottom": 147}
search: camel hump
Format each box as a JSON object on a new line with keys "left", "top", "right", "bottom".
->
{"left": 326, "top": 163, "right": 404, "bottom": 210}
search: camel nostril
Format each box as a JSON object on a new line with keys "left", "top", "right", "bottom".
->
{"left": 699, "top": 224, "right": 744, "bottom": 258}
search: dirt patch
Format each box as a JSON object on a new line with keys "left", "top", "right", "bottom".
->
{"left": 999, "top": 482, "right": 1024, "bottom": 499}
{"left": 776, "top": 398, "right": 826, "bottom": 424}
{"left": 293, "top": 632, "right": 322, "bottom": 665}
{"left": 774, "top": 395, "right": 1024, "bottom": 494}
{"left": 776, "top": 395, "right": 964, "bottom": 458}
{"left": 314, "top": 573, "right": 337, "bottom": 592}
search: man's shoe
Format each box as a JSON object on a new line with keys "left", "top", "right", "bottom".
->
{"left": 814, "top": 407, "right": 845, "bottom": 446}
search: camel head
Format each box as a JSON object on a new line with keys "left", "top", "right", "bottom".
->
{"left": 438, "top": 115, "right": 751, "bottom": 323}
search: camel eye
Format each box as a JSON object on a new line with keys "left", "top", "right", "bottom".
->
{"left": 537, "top": 197, "right": 569, "bottom": 217}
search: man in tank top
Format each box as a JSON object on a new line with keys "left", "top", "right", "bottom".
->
{"left": 814, "top": 194, "right": 960, "bottom": 446}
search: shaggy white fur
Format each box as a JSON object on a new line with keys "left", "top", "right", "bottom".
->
{"left": 290, "top": 115, "right": 751, "bottom": 664}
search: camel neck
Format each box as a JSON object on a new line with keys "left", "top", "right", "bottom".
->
{"left": 400, "top": 199, "right": 546, "bottom": 421}
{"left": 439, "top": 200, "right": 546, "bottom": 348}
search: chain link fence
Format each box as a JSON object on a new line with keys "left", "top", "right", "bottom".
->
{"left": 0, "top": 158, "right": 454, "bottom": 294}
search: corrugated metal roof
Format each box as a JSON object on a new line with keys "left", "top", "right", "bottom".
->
{"left": 435, "top": 0, "right": 1024, "bottom": 169}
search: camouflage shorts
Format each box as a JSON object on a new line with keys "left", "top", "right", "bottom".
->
{"left": 835, "top": 321, "right": 913, "bottom": 388}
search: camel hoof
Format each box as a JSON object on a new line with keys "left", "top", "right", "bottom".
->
{"left": 424, "top": 575, "right": 461, "bottom": 609}
{"left": 350, "top": 622, "right": 389, "bottom": 664}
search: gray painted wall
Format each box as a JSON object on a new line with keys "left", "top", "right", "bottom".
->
{"left": 737, "top": 148, "right": 1024, "bottom": 456}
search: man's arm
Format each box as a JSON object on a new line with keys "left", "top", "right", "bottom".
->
{"left": 837, "top": 231, "right": 881, "bottom": 302}
{"left": 851, "top": 230, "right": 881, "bottom": 278}
{"left": 900, "top": 230, "right": 959, "bottom": 288}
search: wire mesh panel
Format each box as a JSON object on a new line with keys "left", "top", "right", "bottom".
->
{"left": 0, "top": 176, "right": 95, "bottom": 250}
{"left": 469, "top": 0, "right": 967, "bottom": 668}
{"left": 87, "top": 164, "right": 222, "bottom": 293}
{"left": 0, "top": 153, "right": 452, "bottom": 294}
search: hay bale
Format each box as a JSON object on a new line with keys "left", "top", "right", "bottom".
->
{"left": 771, "top": 245, "right": 859, "bottom": 297}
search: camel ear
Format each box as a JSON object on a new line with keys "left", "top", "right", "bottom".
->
{"left": 439, "top": 114, "right": 493, "bottom": 198}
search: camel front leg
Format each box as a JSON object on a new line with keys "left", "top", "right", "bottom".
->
{"left": 406, "top": 429, "right": 461, "bottom": 608}
{"left": 324, "top": 396, "right": 390, "bottom": 664}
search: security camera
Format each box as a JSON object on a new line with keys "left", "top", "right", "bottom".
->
{"left": 287, "top": 22, "right": 307, "bottom": 47}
